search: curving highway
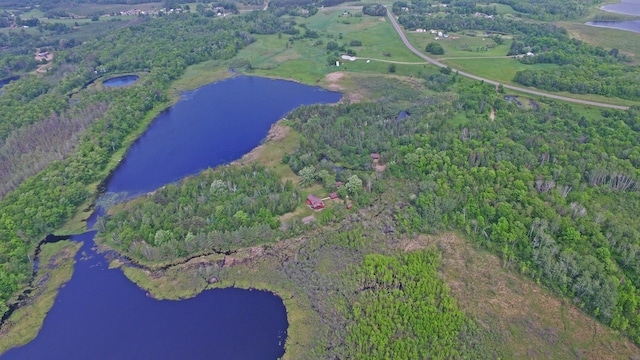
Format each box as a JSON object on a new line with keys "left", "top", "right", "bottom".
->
{"left": 385, "top": 8, "right": 631, "bottom": 110}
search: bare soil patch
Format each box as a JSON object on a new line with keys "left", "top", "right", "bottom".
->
{"left": 323, "top": 72, "right": 365, "bottom": 103}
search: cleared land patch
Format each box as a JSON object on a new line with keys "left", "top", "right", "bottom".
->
{"left": 409, "top": 233, "right": 640, "bottom": 359}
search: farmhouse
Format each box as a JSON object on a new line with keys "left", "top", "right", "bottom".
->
{"left": 306, "top": 194, "right": 325, "bottom": 210}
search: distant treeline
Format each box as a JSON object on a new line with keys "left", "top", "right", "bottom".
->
{"left": 0, "top": 0, "right": 159, "bottom": 8}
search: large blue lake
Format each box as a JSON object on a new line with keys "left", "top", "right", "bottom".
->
{"left": 103, "top": 75, "right": 340, "bottom": 200}
{"left": 601, "top": 0, "right": 640, "bottom": 16}
{"left": 589, "top": 0, "right": 640, "bottom": 33}
{"left": 2, "top": 76, "right": 341, "bottom": 359}
{"left": 586, "top": 20, "right": 640, "bottom": 33}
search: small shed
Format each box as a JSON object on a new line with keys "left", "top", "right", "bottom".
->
{"left": 336, "top": 181, "right": 344, "bottom": 188}
{"left": 329, "top": 192, "right": 339, "bottom": 200}
{"left": 370, "top": 153, "right": 380, "bottom": 161}
{"left": 302, "top": 215, "right": 316, "bottom": 224}
{"left": 306, "top": 194, "right": 325, "bottom": 210}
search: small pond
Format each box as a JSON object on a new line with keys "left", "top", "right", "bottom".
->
{"left": 0, "top": 76, "right": 19, "bottom": 89}
{"left": 103, "top": 75, "right": 140, "bottom": 87}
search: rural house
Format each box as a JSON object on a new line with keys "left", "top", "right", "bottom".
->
{"left": 306, "top": 194, "right": 325, "bottom": 210}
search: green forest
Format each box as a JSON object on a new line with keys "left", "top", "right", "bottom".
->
{"left": 344, "top": 251, "right": 492, "bottom": 359}
{"left": 1, "top": 0, "right": 640, "bottom": 357}
{"left": 283, "top": 80, "right": 640, "bottom": 343}
{"left": 0, "top": 9, "right": 303, "bottom": 319}
{"left": 98, "top": 165, "right": 301, "bottom": 262}
{"left": 98, "top": 71, "right": 640, "bottom": 350}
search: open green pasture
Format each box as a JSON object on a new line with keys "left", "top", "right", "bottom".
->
{"left": 303, "top": 10, "right": 424, "bottom": 62}
{"left": 444, "top": 57, "right": 639, "bottom": 107}
{"left": 17, "top": 8, "right": 45, "bottom": 18}
{"left": 234, "top": 10, "right": 424, "bottom": 83}
{"left": 406, "top": 31, "right": 512, "bottom": 59}
{"left": 497, "top": 76, "right": 640, "bottom": 108}
{"left": 443, "top": 57, "right": 558, "bottom": 82}
{"left": 483, "top": 3, "right": 517, "bottom": 15}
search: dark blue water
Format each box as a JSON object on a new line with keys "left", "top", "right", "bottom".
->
{"left": 103, "top": 75, "right": 139, "bottom": 87}
{"left": 0, "top": 76, "right": 19, "bottom": 88}
{"left": 103, "top": 76, "right": 341, "bottom": 200}
{"left": 586, "top": 20, "right": 640, "bottom": 33}
{"left": 2, "top": 77, "right": 340, "bottom": 359}
{"left": 2, "top": 232, "right": 288, "bottom": 360}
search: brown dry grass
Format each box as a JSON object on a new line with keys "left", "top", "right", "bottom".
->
{"left": 399, "top": 233, "right": 640, "bottom": 359}
{"left": 231, "top": 122, "right": 290, "bottom": 165}
{"left": 323, "top": 71, "right": 367, "bottom": 103}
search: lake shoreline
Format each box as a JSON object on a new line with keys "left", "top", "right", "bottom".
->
{"left": 585, "top": 19, "right": 640, "bottom": 33}
{"left": 0, "top": 241, "right": 82, "bottom": 355}
{"left": 599, "top": 0, "right": 640, "bottom": 16}
{"left": 0, "top": 72, "right": 342, "bottom": 358}
{"left": 90, "top": 117, "right": 310, "bottom": 358}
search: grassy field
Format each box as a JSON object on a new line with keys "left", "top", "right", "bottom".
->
{"left": 231, "top": 9, "right": 425, "bottom": 83}
{"left": 0, "top": 241, "right": 81, "bottom": 354}
{"left": 560, "top": 21, "right": 640, "bottom": 62}
{"left": 442, "top": 57, "right": 640, "bottom": 107}
{"left": 415, "top": 233, "right": 640, "bottom": 359}
{"left": 305, "top": 9, "right": 423, "bottom": 62}
{"left": 406, "top": 31, "right": 513, "bottom": 59}
{"left": 443, "top": 57, "right": 560, "bottom": 82}
{"left": 485, "top": 2, "right": 518, "bottom": 15}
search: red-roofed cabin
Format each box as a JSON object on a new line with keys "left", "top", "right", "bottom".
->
{"left": 329, "top": 192, "right": 339, "bottom": 200}
{"left": 336, "top": 181, "right": 344, "bottom": 187}
{"left": 306, "top": 194, "right": 325, "bottom": 210}
{"left": 370, "top": 153, "right": 380, "bottom": 160}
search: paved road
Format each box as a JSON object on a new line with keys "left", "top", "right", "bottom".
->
{"left": 385, "top": 8, "right": 631, "bottom": 110}
{"left": 356, "top": 57, "right": 427, "bottom": 65}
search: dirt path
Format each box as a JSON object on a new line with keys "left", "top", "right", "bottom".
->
{"left": 385, "top": 7, "right": 630, "bottom": 110}
{"left": 439, "top": 56, "right": 516, "bottom": 60}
